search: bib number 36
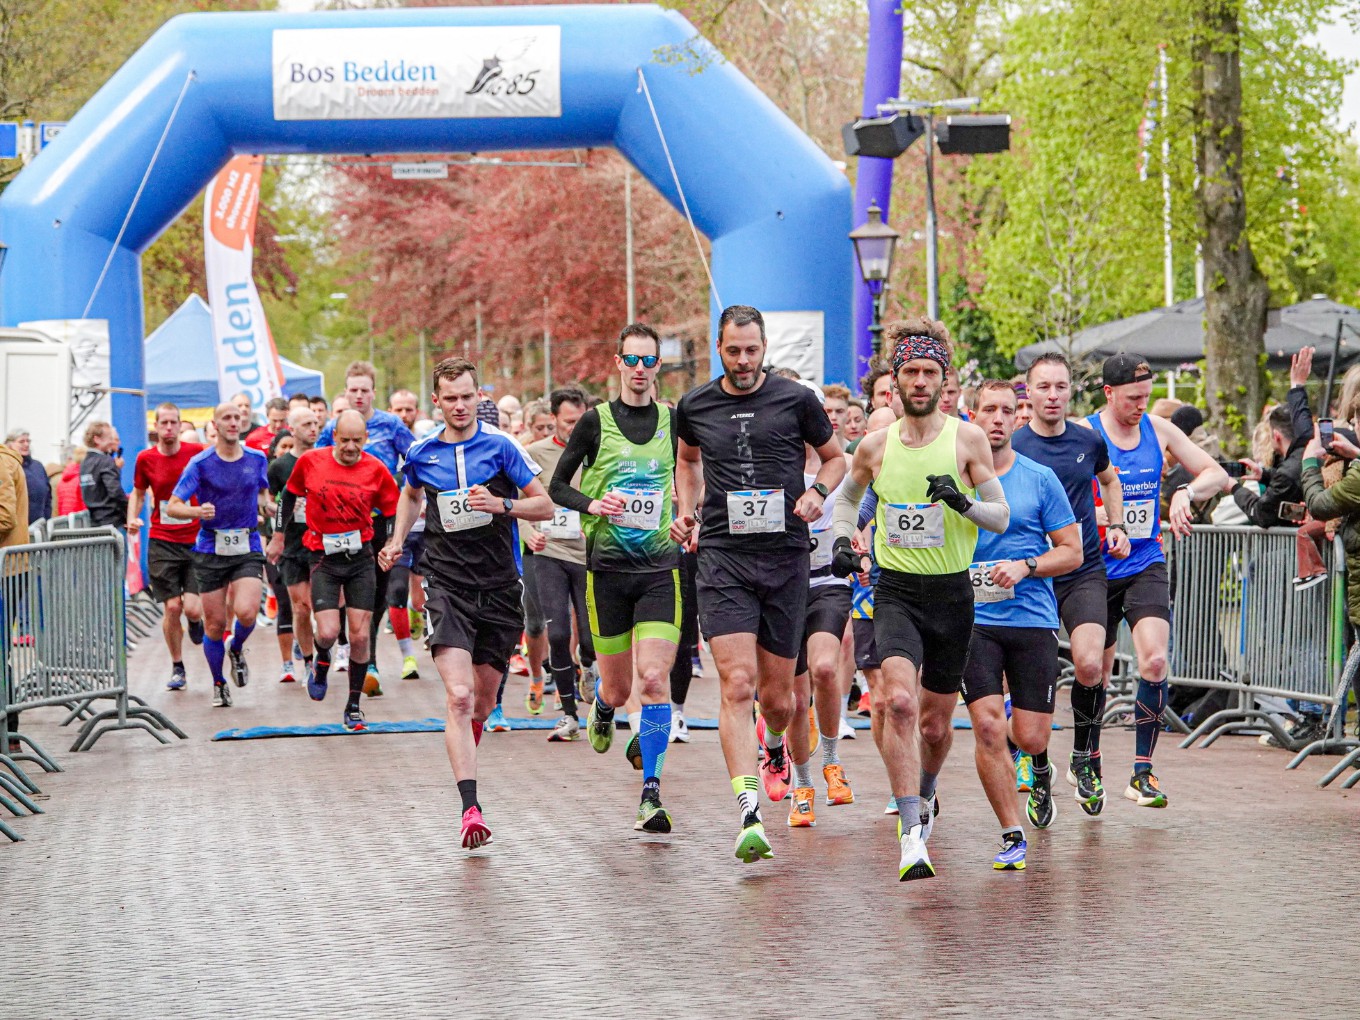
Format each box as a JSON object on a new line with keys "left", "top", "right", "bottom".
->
{"left": 437, "top": 488, "right": 493, "bottom": 533}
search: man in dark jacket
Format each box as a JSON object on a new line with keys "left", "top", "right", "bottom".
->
{"left": 5, "top": 429, "right": 51, "bottom": 524}
{"left": 80, "top": 420, "right": 128, "bottom": 530}
{"left": 1232, "top": 404, "right": 1307, "bottom": 527}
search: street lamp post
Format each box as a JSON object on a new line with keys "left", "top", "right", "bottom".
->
{"left": 849, "top": 201, "right": 900, "bottom": 354}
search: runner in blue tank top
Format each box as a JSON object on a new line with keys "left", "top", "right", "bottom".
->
{"left": 1081, "top": 354, "right": 1228, "bottom": 809}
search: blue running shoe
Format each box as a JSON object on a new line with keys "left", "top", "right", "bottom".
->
{"left": 993, "top": 832, "right": 1027, "bottom": 871}
{"left": 343, "top": 707, "right": 366, "bottom": 732}
{"left": 167, "top": 666, "right": 187, "bottom": 691}
{"left": 487, "top": 705, "right": 511, "bottom": 732}
{"left": 307, "top": 668, "right": 327, "bottom": 702}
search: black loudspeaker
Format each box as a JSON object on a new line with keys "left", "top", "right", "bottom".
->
{"left": 842, "top": 114, "right": 925, "bottom": 159}
{"left": 935, "top": 115, "right": 1011, "bottom": 155}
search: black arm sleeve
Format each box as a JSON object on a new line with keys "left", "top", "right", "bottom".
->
{"left": 549, "top": 409, "right": 600, "bottom": 514}
{"left": 1286, "top": 384, "right": 1314, "bottom": 444}
{"left": 276, "top": 488, "right": 297, "bottom": 532}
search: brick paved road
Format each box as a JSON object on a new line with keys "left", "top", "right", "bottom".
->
{"left": 4, "top": 628, "right": 1356, "bottom": 1019}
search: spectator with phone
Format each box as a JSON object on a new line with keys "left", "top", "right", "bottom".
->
{"left": 1229, "top": 348, "right": 1317, "bottom": 535}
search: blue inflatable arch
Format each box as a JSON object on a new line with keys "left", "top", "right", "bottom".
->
{"left": 0, "top": 4, "right": 852, "bottom": 460}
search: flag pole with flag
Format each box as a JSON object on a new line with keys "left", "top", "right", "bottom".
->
{"left": 203, "top": 155, "right": 284, "bottom": 409}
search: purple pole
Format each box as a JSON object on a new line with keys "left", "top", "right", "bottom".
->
{"left": 852, "top": 0, "right": 904, "bottom": 383}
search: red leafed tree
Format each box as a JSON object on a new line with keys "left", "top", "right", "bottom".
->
{"left": 329, "top": 150, "right": 708, "bottom": 396}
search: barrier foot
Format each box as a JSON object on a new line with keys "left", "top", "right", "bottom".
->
{"left": 1161, "top": 708, "right": 1193, "bottom": 735}
{"left": 58, "top": 696, "right": 100, "bottom": 727}
{"left": 1340, "top": 767, "right": 1360, "bottom": 790}
{"left": 0, "top": 790, "right": 24, "bottom": 816}
{"left": 1288, "top": 737, "right": 1360, "bottom": 770}
{"left": 0, "top": 816, "right": 22, "bottom": 842}
{"left": 1178, "top": 707, "right": 1245, "bottom": 749}
{"left": 5, "top": 734, "right": 61, "bottom": 773}
{"left": 1317, "top": 746, "right": 1360, "bottom": 787}
{"left": 0, "top": 754, "right": 41, "bottom": 792}
{"left": 0, "top": 774, "right": 42, "bottom": 814}
{"left": 70, "top": 709, "right": 180, "bottom": 752}
{"left": 1199, "top": 710, "right": 1292, "bottom": 749}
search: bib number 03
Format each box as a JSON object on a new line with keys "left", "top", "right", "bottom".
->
{"left": 726, "top": 489, "right": 785, "bottom": 535}
{"left": 1122, "top": 500, "right": 1156, "bottom": 540}
{"left": 883, "top": 503, "right": 944, "bottom": 549}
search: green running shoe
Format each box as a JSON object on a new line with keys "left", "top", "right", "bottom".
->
{"left": 1071, "top": 760, "right": 1106, "bottom": 816}
{"left": 587, "top": 696, "right": 614, "bottom": 754}
{"left": 1123, "top": 770, "right": 1168, "bottom": 808}
{"left": 1026, "top": 773, "right": 1056, "bottom": 829}
{"left": 734, "top": 812, "right": 773, "bottom": 863}
{"left": 1014, "top": 752, "right": 1034, "bottom": 792}
{"left": 625, "top": 733, "right": 642, "bottom": 770}
{"left": 635, "top": 798, "right": 673, "bottom": 833}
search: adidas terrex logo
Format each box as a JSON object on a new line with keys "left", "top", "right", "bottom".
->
{"left": 730, "top": 413, "right": 755, "bottom": 419}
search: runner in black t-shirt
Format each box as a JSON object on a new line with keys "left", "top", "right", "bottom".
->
{"left": 1011, "top": 352, "right": 1129, "bottom": 814}
{"left": 673, "top": 305, "right": 846, "bottom": 864}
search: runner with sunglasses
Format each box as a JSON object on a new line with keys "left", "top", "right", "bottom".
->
{"left": 550, "top": 324, "right": 688, "bottom": 833}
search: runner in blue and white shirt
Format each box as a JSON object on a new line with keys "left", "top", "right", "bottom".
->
{"left": 379, "top": 358, "right": 553, "bottom": 852}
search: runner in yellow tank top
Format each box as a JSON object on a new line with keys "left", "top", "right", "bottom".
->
{"left": 830, "top": 317, "right": 1010, "bottom": 882}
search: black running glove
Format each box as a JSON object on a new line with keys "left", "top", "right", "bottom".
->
{"left": 831, "top": 536, "right": 862, "bottom": 578}
{"left": 925, "top": 473, "right": 972, "bottom": 515}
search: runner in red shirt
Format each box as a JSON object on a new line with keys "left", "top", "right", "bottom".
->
{"left": 128, "top": 402, "right": 205, "bottom": 691}
{"left": 270, "top": 409, "right": 399, "bottom": 731}
{"left": 244, "top": 397, "right": 289, "bottom": 453}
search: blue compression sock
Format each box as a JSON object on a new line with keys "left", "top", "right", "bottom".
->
{"left": 230, "top": 621, "right": 255, "bottom": 654}
{"left": 1133, "top": 678, "right": 1168, "bottom": 772}
{"left": 204, "top": 636, "right": 226, "bottom": 685}
{"left": 639, "top": 702, "right": 671, "bottom": 782}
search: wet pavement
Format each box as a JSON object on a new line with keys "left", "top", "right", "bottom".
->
{"left": 4, "top": 625, "right": 1356, "bottom": 1019}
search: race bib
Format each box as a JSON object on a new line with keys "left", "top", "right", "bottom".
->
{"left": 884, "top": 503, "right": 945, "bottom": 549}
{"left": 810, "top": 530, "right": 833, "bottom": 570}
{"left": 214, "top": 528, "right": 250, "bottom": 556}
{"left": 612, "top": 488, "right": 663, "bottom": 531}
{"left": 293, "top": 496, "right": 308, "bottom": 525}
{"left": 322, "top": 530, "right": 362, "bottom": 556}
{"left": 969, "top": 561, "right": 1015, "bottom": 603}
{"left": 437, "top": 488, "right": 492, "bottom": 533}
{"left": 159, "top": 499, "right": 194, "bottom": 526}
{"left": 542, "top": 506, "right": 582, "bottom": 540}
{"left": 1123, "top": 500, "right": 1156, "bottom": 540}
{"left": 726, "top": 489, "right": 785, "bottom": 535}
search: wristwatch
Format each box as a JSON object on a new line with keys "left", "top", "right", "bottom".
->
{"left": 810, "top": 481, "right": 830, "bottom": 499}
{"left": 1024, "top": 557, "right": 1038, "bottom": 577}
{"left": 1176, "top": 482, "right": 1197, "bottom": 502}
{"left": 502, "top": 497, "right": 514, "bottom": 515}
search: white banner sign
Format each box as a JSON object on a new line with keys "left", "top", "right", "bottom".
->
{"left": 204, "top": 155, "right": 284, "bottom": 409}
{"left": 392, "top": 162, "right": 449, "bottom": 180}
{"left": 764, "top": 311, "right": 826, "bottom": 385}
{"left": 272, "top": 26, "right": 562, "bottom": 121}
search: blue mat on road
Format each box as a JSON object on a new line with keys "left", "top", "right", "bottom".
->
{"left": 211, "top": 715, "right": 1060, "bottom": 741}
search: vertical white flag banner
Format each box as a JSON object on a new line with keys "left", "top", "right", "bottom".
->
{"left": 204, "top": 155, "right": 284, "bottom": 407}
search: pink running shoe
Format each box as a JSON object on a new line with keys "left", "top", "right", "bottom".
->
{"left": 757, "top": 718, "right": 791, "bottom": 803}
{"left": 461, "top": 805, "right": 492, "bottom": 849}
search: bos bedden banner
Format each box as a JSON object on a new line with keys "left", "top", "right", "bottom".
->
{"left": 204, "top": 155, "right": 284, "bottom": 408}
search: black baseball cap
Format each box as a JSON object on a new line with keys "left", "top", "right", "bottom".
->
{"left": 1102, "top": 352, "right": 1154, "bottom": 387}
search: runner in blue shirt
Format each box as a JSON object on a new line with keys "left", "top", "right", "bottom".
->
{"left": 1012, "top": 351, "right": 1129, "bottom": 815}
{"left": 168, "top": 401, "right": 273, "bottom": 707}
{"left": 379, "top": 357, "right": 553, "bottom": 852}
{"left": 1083, "top": 353, "right": 1227, "bottom": 810}
{"left": 316, "top": 360, "right": 415, "bottom": 696}
{"left": 958, "top": 380, "right": 1082, "bottom": 872}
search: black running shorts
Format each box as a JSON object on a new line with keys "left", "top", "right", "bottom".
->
{"left": 310, "top": 549, "right": 378, "bottom": 613}
{"left": 795, "top": 584, "right": 852, "bottom": 675}
{"left": 852, "top": 617, "right": 880, "bottom": 671}
{"left": 696, "top": 546, "right": 809, "bottom": 660}
{"left": 278, "top": 547, "right": 312, "bottom": 589}
{"left": 586, "top": 568, "right": 680, "bottom": 655}
{"left": 520, "top": 553, "right": 546, "bottom": 639}
{"left": 192, "top": 550, "right": 265, "bottom": 594}
{"left": 1104, "top": 562, "right": 1171, "bottom": 648}
{"left": 873, "top": 568, "right": 973, "bottom": 696}
{"left": 424, "top": 581, "right": 524, "bottom": 672}
{"left": 147, "top": 538, "right": 199, "bottom": 602}
{"left": 1054, "top": 567, "right": 1108, "bottom": 635}
{"left": 960, "top": 625, "right": 1059, "bottom": 714}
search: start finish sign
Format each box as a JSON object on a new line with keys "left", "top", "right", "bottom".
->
{"left": 272, "top": 26, "right": 562, "bottom": 121}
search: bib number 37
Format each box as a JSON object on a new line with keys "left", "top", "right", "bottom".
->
{"left": 726, "top": 489, "right": 785, "bottom": 535}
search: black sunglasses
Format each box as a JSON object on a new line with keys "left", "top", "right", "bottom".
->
{"left": 620, "top": 354, "right": 659, "bottom": 368}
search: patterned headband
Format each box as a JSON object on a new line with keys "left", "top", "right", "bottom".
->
{"left": 891, "top": 333, "right": 951, "bottom": 373}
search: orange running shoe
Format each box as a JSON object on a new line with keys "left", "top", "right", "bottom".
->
{"left": 857, "top": 691, "right": 871, "bottom": 717}
{"left": 788, "top": 787, "right": 816, "bottom": 827}
{"left": 824, "top": 763, "right": 854, "bottom": 805}
{"left": 808, "top": 704, "right": 820, "bottom": 758}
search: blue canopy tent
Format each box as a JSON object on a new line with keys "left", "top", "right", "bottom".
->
{"left": 145, "top": 294, "right": 323, "bottom": 409}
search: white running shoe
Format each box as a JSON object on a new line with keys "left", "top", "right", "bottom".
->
{"left": 898, "top": 825, "right": 935, "bottom": 882}
{"left": 670, "top": 714, "right": 691, "bottom": 743}
{"left": 920, "top": 794, "right": 937, "bottom": 843}
{"left": 838, "top": 714, "right": 856, "bottom": 741}
{"left": 333, "top": 643, "right": 350, "bottom": 673}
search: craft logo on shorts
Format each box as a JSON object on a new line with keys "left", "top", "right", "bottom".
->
{"left": 272, "top": 26, "right": 561, "bottom": 121}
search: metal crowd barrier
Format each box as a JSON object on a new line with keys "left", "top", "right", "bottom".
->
{"left": 1164, "top": 525, "right": 1349, "bottom": 756}
{"left": 1, "top": 532, "right": 185, "bottom": 841}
